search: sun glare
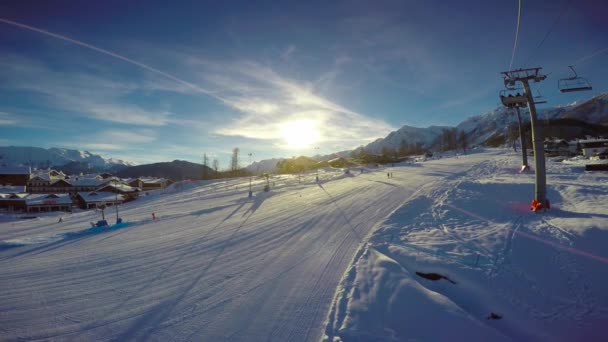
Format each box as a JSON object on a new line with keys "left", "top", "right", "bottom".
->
{"left": 279, "top": 120, "right": 321, "bottom": 148}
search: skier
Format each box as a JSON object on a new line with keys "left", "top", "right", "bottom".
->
{"left": 387, "top": 172, "right": 390, "bottom": 179}
{"left": 152, "top": 212, "right": 156, "bottom": 220}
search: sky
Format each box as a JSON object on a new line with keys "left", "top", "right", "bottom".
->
{"left": 1, "top": 0, "right": 607, "bottom": 166}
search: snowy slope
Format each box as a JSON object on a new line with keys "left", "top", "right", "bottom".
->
{"left": 325, "top": 152, "right": 608, "bottom": 341}
{"left": 0, "top": 146, "right": 134, "bottom": 169}
{"left": 2, "top": 151, "right": 607, "bottom": 341}
{"left": 0, "top": 153, "right": 490, "bottom": 341}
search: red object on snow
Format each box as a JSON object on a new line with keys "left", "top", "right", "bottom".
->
{"left": 530, "top": 200, "right": 542, "bottom": 212}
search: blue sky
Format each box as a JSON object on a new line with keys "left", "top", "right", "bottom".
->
{"left": 1, "top": 0, "right": 607, "bottom": 166}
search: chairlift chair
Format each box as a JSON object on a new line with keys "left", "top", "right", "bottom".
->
{"left": 500, "top": 88, "right": 528, "bottom": 108}
{"left": 558, "top": 66, "right": 592, "bottom": 93}
{"left": 533, "top": 89, "right": 547, "bottom": 104}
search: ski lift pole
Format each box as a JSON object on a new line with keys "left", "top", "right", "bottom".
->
{"left": 522, "top": 79, "right": 546, "bottom": 205}
{"left": 515, "top": 107, "right": 529, "bottom": 169}
{"left": 248, "top": 153, "right": 253, "bottom": 198}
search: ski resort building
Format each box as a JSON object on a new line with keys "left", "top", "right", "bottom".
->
{"left": 579, "top": 138, "right": 608, "bottom": 157}
{"left": 0, "top": 166, "right": 31, "bottom": 186}
{"left": 140, "top": 178, "right": 169, "bottom": 190}
{"left": 76, "top": 191, "right": 124, "bottom": 209}
{"left": 25, "top": 193, "right": 73, "bottom": 212}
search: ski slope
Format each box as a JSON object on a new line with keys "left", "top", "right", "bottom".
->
{"left": 324, "top": 151, "right": 608, "bottom": 341}
{"left": 1, "top": 150, "right": 606, "bottom": 341}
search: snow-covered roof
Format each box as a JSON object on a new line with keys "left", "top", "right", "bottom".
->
{"left": 0, "top": 166, "right": 31, "bottom": 175}
{"left": 0, "top": 193, "right": 28, "bottom": 200}
{"left": 98, "top": 183, "right": 139, "bottom": 193}
{"left": 29, "top": 174, "right": 51, "bottom": 182}
{"left": 0, "top": 185, "right": 27, "bottom": 193}
{"left": 141, "top": 178, "right": 167, "bottom": 184}
{"left": 25, "top": 193, "right": 73, "bottom": 206}
{"left": 69, "top": 178, "right": 108, "bottom": 187}
{"left": 78, "top": 191, "right": 124, "bottom": 203}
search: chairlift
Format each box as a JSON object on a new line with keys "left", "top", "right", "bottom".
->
{"left": 558, "top": 66, "right": 592, "bottom": 93}
{"left": 500, "top": 88, "right": 528, "bottom": 108}
{"left": 533, "top": 89, "right": 547, "bottom": 104}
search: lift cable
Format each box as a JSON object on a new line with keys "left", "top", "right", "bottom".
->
{"left": 522, "top": 0, "right": 571, "bottom": 67}
{"left": 508, "top": 0, "right": 523, "bottom": 70}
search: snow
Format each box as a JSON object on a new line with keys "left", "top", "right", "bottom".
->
{"left": 325, "top": 150, "right": 608, "bottom": 341}
{"left": 1, "top": 149, "right": 607, "bottom": 341}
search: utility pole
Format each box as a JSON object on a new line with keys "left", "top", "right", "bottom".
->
{"left": 500, "top": 67, "right": 548, "bottom": 211}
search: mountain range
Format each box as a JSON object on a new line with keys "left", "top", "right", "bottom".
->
{"left": 0, "top": 146, "right": 133, "bottom": 171}
{"left": 2, "top": 92, "right": 607, "bottom": 178}
{"left": 363, "top": 92, "right": 608, "bottom": 155}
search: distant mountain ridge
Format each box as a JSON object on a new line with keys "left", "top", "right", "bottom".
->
{"left": 364, "top": 92, "right": 608, "bottom": 153}
{"left": 116, "top": 160, "right": 213, "bottom": 181}
{"left": 0, "top": 146, "right": 134, "bottom": 172}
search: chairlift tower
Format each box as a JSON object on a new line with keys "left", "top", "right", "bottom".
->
{"left": 500, "top": 67, "right": 548, "bottom": 210}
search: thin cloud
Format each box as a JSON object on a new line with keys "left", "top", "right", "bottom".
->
{"left": 0, "top": 112, "right": 18, "bottom": 125}
{"left": 1, "top": 55, "right": 172, "bottom": 126}
{"left": 200, "top": 61, "right": 394, "bottom": 149}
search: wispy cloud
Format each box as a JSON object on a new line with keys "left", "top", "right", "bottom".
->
{"left": 0, "top": 55, "right": 173, "bottom": 126}
{"left": 66, "top": 129, "right": 157, "bottom": 153}
{"left": 184, "top": 60, "right": 394, "bottom": 149}
{"left": 0, "top": 112, "right": 18, "bottom": 125}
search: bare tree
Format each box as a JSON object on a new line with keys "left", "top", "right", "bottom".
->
{"left": 231, "top": 147, "right": 240, "bottom": 176}
{"left": 459, "top": 130, "right": 468, "bottom": 154}
{"left": 212, "top": 159, "right": 219, "bottom": 178}
{"left": 202, "top": 153, "right": 209, "bottom": 180}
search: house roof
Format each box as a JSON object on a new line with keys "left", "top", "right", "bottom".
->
{"left": 69, "top": 178, "right": 108, "bottom": 187}
{"left": 0, "top": 185, "right": 27, "bottom": 193}
{"left": 0, "top": 166, "right": 31, "bottom": 175}
{"left": 25, "top": 193, "right": 73, "bottom": 205}
{"left": 98, "top": 183, "right": 139, "bottom": 193}
{"left": 78, "top": 191, "right": 124, "bottom": 203}
{"left": 0, "top": 193, "right": 28, "bottom": 200}
{"left": 140, "top": 178, "right": 166, "bottom": 184}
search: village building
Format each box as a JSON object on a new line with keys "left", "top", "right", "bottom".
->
{"left": 76, "top": 191, "right": 124, "bottom": 209}
{"left": 126, "top": 178, "right": 143, "bottom": 189}
{"left": 140, "top": 178, "right": 169, "bottom": 190}
{"left": 0, "top": 166, "right": 31, "bottom": 186}
{"left": 97, "top": 182, "right": 140, "bottom": 201}
{"left": 25, "top": 193, "right": 72, "bottom": 212}
{"left": 578, "top": 138, "right": 608, "bottom": 157}
{"left": 0, "top": 193, "right": 28, "bottom": 211}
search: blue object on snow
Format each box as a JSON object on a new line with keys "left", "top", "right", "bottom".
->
{"left": 116, "top": 217, "right": 122, "bottom": 224}
{"left": 96, "top": 220, "right": 108, "bottom": 227}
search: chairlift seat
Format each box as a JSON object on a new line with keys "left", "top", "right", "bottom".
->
{"left": 559, "top": 85, "right": 592, "bottom": 93}
{"left": 558, "top": 66, "right": 593, "bottom": 93}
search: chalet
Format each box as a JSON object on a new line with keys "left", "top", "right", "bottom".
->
{"left": 97, "top": 182, "right": 140, "bottom": 201}
{"left": 544, "top": 139, "right": 572, "bottom": 157}
{"left": 68, "top": 177, "right": 109, "bottom": 193}
{"left": 99, "top": 172, "right": 113, "bottom": 179}
{"left": 127, "top": 178, "right": 143, "bottom": 189}
{"left": 0, "top": 166, "right": 31, "bottom": 186}
{"left": 76, "top": 191, "right": 124, "bottom": 209}
{"left": 25, "top": 193, "right": 72, "bottom": 212}
{"left": 140, "top": 178, "right": 169, "bottom": 190}
{"left": 0, "top": 193, "right": 28, "bottom": 211}
{"left": 579, "top": 138, "right": 608, "bottom": 157}
{"left": 28, "top": 169, "right": 67, "bottom": 193}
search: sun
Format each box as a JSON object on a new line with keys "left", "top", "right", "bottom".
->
{"left": 279, "top": 120, "right": 321, "bottom": 148}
